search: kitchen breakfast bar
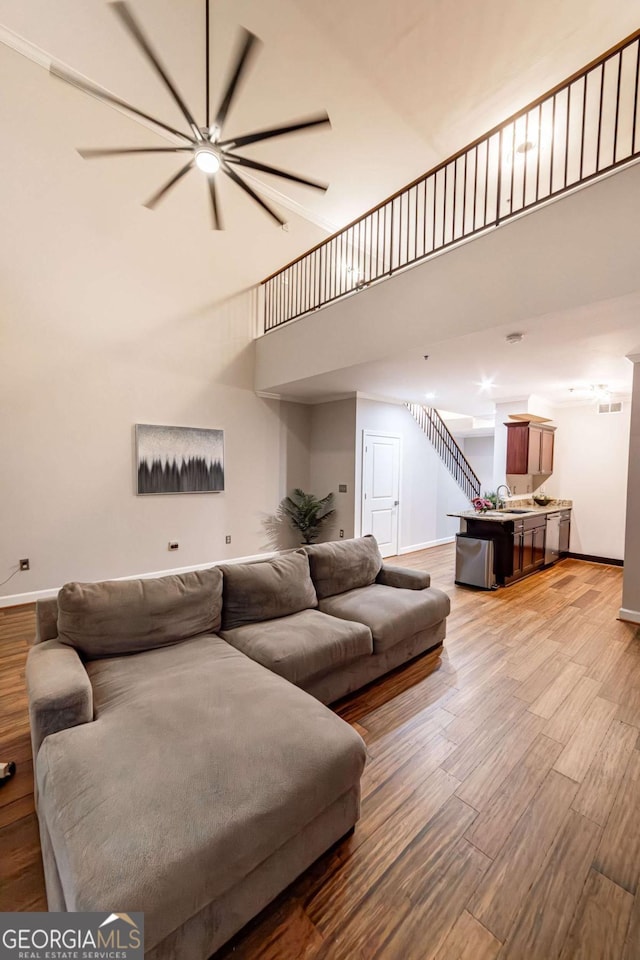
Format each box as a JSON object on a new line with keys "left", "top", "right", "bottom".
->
{"left": 448, "top": 502, "right": 572, "bottom": 589}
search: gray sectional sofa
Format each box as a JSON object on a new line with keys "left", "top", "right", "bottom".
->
{"left": 26, "top": 535, "right": 450, "bottom": 959}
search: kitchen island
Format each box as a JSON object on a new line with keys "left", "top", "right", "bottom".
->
{"left": 448, "top": 502, "right": 572, "bottom": 587}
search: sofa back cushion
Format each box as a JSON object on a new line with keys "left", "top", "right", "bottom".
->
{"left": 57, "top": 568, "right": 223, "bottom": 659}
{"left": 221, "top": 551, "right": 317, "bottom": 630}
{"left": 305, "top": 535, "right": 383, "bottom": 600}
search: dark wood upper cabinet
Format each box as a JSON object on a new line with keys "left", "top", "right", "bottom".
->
{"left": 527, "top": 426, "right": 543, "bottom": 474}
{"left": 541, "top": 428, "right": 554, "bottom": 474}
{"left": 505, "top": 421, "right": 556, "bottom": 475}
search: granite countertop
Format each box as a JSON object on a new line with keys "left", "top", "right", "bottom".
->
{"left": 448, "top": 501, "right": 572, "bottom": 524}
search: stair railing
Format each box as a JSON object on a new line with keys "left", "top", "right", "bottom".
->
{"left": 406, "top": 403, "right": 482, "bottom": 502}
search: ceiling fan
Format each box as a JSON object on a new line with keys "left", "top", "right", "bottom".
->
{"left": 51, "top": 0, "right": 330, "bottom": 229}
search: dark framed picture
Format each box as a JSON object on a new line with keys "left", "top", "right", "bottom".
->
{"left": 135, "top": 424, "right": 224, "bottom": 495}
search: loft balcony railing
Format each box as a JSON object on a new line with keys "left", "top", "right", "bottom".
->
{"left": 262, "top": 29, "right": 640, "bottom": 332}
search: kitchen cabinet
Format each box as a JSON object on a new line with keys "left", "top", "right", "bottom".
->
{"left": 508, "top": 515, "right": 547, "bottom": 582}
{"left": 505, "top": 421, "right": 555, "bottom": 475}
{"left": 451, "top": 507, "right": 570, "bottom": 588}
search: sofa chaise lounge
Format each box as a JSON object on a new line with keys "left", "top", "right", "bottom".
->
{"left": 26, "top": 535, "right": 450, "bottom": 959}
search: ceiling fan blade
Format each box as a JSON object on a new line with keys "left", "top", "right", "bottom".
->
{"left": 224, "top": 153, "right": 328, "bottom": 192}
{"left": 51, "top": 64, "right": 194, "bottom": 143}
{"left": 205, "top": 0, "right": 211, "bottom": 128}
{"left": 111, "top": 1, "right": 203, "bottom": 141}
{"left": 213, "top": 28, "right": 261, "bottom": 136}
{"left": 223, "top": 165, "right": 285, "bottom": 226}
{"left": 207, "top": 174, "right": 223, "bottom": 230}
{"left": 79, "top": 146, "right": 194, "bottom": 158}
{"left": 218, "top": 113, "right": 330, "bottom": 149}
{"left": 144, "top": 159, "right": 194, "bottom": 209}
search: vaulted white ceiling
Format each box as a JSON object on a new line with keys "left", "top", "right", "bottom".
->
{"left": 1, "top": 0, "right": 638, "bottom": 297}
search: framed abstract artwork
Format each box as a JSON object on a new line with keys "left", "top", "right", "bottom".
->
{"left": 135, "top": 424, "right": 224, "bottom": 495}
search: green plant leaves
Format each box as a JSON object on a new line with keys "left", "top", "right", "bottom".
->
{"left": 280, "top": 489, "right": 336, "bottom": 544}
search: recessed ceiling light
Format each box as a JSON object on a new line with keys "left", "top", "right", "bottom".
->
{"left": 425, "top": 391, "right": 437, "bottom": 400}
{"left": 478, "top": 378, "right": 495, "bottom": 392}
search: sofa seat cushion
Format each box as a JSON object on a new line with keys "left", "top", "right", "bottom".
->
{"left": 57, "top": 568, "right": 223, "bottom": 659}
{"left": 220, "top": 609, "right": 373, "bottom": 686}
{"left": 220, "top": 551, "right": 317, "bottom": 631}
{"left": 319, "top": 584, "right": 451, "bottom": 653}
{"left": 35, "top": 636, "right": 366, "bottom": 952}
{"left": 305, "top": 536, "right": 383, "bottom": 600}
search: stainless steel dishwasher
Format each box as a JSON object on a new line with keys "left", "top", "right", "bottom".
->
{"left": 455, "top": 535, "right": 496, "bottom": 589}
{"left": 545, "top": 512, "right": 561, "bottom": 564}
{"left": 559, "top": 510, "right": 571, "bottom": 554}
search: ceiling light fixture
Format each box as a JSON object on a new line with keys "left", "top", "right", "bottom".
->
{"left": 50, "top": 0, "right": 331, "bottom": 230}
{"left": 569, "top": 383, "right": 612, "bottom": 402}
{"left": 343, "top": 261, "right": 362, "bottom": 282}
{"left": 505, "top": 332, "right": 524, "bottom": 344}
{"left": 478, "top": 378, "right": 495, "bottom": 391}
{"left": 195, "top": 148, "right": 220, "bottom": 174}
{"left": 425, "top": 391, "right": 437, "bottom": 400}
{"left": 591, "top": 383, "right": 611, "bottom": 402}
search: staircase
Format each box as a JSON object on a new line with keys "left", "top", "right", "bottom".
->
{"left": 406, "top": 403, "right": 481, "bottom": 502}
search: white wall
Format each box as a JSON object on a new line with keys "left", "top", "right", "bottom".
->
{"left": 463, "top": 435, "right": 495, "bottom": 496}
{"left": 355, "top": 399, "right": 469, "bottom": 552}
{"left": 622, "top": 359, "right": 640, "bottom": 620}
{"left": 492, "top": 400, "right": 514, "bottom": 491}
{"left": 0, "top": 286, "right": 313, "bottom": 602}
{"left": 308, "top": 399, "right": 357, "bottom": 541}
{"left": 545, "top": 401, "right": 630, "bottom": 560}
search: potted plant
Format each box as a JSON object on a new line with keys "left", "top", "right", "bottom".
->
{"left": 281, "top": 489, "right": 336, "bottom": 544}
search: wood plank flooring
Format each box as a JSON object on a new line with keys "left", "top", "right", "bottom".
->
{"left": 1, "top": 546, "right": 639, "bottom": 958}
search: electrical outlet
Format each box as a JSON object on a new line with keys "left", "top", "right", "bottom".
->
{"left": 339, "top": 529, "right": 344, "bottom": 539}
{"left": 19, "top": 558, "right": 30, "bottom": 571}
{"left": 338, "top": 484, "right": 348, "bottom": 493}
{"left": 225, "top": 535, "right": 231, "bottom": 545}
{"left": 168, "top": 541, "right": 179, "bottom": 551}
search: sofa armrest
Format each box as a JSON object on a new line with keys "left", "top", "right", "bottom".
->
{"left": 26, "top": 639, "right": 93, "bottom": 756}
{"left": 376, "top": 565, "right": 431, "bottom": 590}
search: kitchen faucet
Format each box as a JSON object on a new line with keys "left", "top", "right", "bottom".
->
{"left": 496, "top": 483, "right": 511, "bottom": 510}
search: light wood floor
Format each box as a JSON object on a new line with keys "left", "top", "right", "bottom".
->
{"left": 1, "top": 545, "right": 639, "bottom": 958}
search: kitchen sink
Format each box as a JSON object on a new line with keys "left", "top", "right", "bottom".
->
{"left": 474, "top": 509, "right": 534, "bottom": 517}
{"left": 477, "top": 510, "right": 523, "bottom": 517}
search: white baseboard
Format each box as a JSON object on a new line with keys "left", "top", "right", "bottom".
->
{"left": 618, "top": 607, "right": 640, "bottom": 625}
{"left": 0, "top": 550, "right": 280, "bottom": 610}
{"left": 398, "top": 536, "right": 455, "bottom": 555}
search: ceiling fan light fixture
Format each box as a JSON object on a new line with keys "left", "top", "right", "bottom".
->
{"left": 195, "top": 148, "right": 220, "bottom": 173}
{"left": 53, "top": 1, "right": 330, "bottom": 229}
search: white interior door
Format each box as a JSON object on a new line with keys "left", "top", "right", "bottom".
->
{"left": 362, "top": 432, "right": 401, "bottom": 558}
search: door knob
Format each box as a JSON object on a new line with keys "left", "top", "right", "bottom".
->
{"left": 394, "top": 500, "right": 400, "bottom": 506}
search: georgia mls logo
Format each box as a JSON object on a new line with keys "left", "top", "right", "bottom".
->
{"left": 0, "top": 911, "right": 144, "bottom": 959}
